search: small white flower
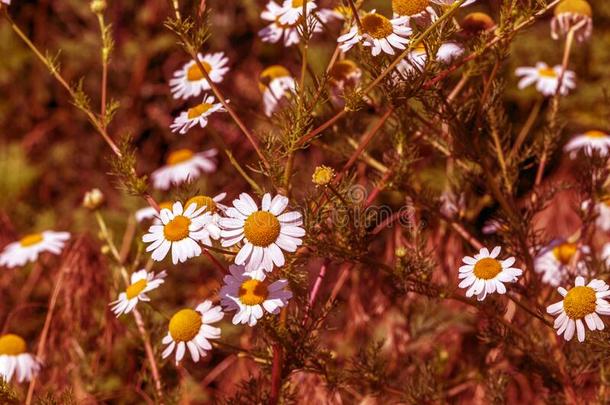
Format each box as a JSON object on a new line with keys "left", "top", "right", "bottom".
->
{"left": 0, "top": 231, "right": 70, "bottom": 268}
{"left": 142, "top": 201, "right": 214, "bottom": 264}
{"left": 551, "top": 0, "right": 593, "bottom": 43}
{"left": 170, "top": 94, "right": 226, "bottom": 135}
{"left": 547, "top": 276, "right": 610, "bottom": 342}
{"left": 515, "top": 62, "right": 576, "bottom": 96}
{"left": 534, "top": 241, "right": 587, "bottom": 287}
{"left": 183, "top": 193, "right": 228, "bottom": 246}
{"left": 259, "top": 65, "right": 296, "bottom": 116}
{"left": 220, "top": 193, "right": 305, "bottom": 277}
{"left": 170, "top": 52, "right": 229, "bottom": 100}
{"left": 161, "top": 300, "right": 224, "bottom": 365}
{"left": 458, "top": 246, "right": 523, "bottom": 301}
{"left": 396, "top": 42, "right": 463, "bottom": 77}
{"left": 259, "top": 1, "right": 326, "bottom": 47}
{"left": 277, "top": 0, "right": 317, "bottom": 25}
{"left": 220, "top": 265, "right": 292, "bottom": 326}
{"left": 151, "top": 148, "right": 217, "bottom": 190}
{"left": 564, "top": 130, "right": 610, "bottom": 158}
{"left": 338, "top": 12, "right": 412, "bottom": 57}
{"left": 110, "top": 269, "right": 167, "bottom": 317}
{"left": 0, "top": 334, "right": 41, "bottom": 383}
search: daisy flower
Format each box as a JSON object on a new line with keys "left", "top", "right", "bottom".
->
{"left": 259, "top": 65, "right": 296, "bottom": 116}
{"left": 170, "top": 94, "right": 226, "bottom": 135}
{"left": 564, "top": 130, "right": 610, "bottom": 158}
{"left": 161, "top": 300, "right": 223, "bottom": 365}
{"left": 219, "top": 265, "right": 292, "bottom": 326}
{"left": 547, "top": 276, "right": 610, "bottom": 342}
{"left": 142, "top": 201, "right": 214, "bottom": 264}
{"left": 458, "top": 246, "right": 523, "bottom": 301}
{"left": 277, "top": 0, "right": 317, "bottom": 25}
{"left": 170, "top": 52, "right": 229, "bottom": 100}
{"left": 183, "top": 193, "right": 228, "bottom": 245}
{"left": 534, "top": 241, "right": 588, "bottom": 287}
{"left": 151, "top": 148, "right": 217, "bottom": 190}
{"left": 392, "top": 0, "right": 437, "bottom": 25}
{"left": 135, "top": 201, "right": 175, "bottom": 223}
{"left": 396, "top": 42, "right": 463, "bottom": 77}
{"left": 0, "top": 231, "right": 70, "bottom": 268}
{"left": 0, "top": 334, "right": 41, "bottom": 383}
{"left": 551, "top": 0, "right": 593, "bottom": 43}
{"left": 110, "top": 269, "right": 167, "bottom": 317}
{"left": 259, "top": 0, "right": 325, "bottom": 47}
{"left": 219, "top": 193, "right": 305, "bottom": 277}
{"left": 515, "top": 62, "right": 576, "bottom": 97}
{"left": 338, "top": 11, "right": 412, "bottom": 56}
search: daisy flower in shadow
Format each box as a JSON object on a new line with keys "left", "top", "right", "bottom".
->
{"left": 110, "top": 269, "right": 167, "bottom": 317}
{"left": 534, "top": 240, "right": 587, "bottom": 287}
{"left": 395, "top": 42, "right": 463, "bottom": 78}
{"left": 170, "top": 52, "right": 229, "bottom": 100}
{"left": 277, "top": 0, "right": 317, "bottom": 25}
{"left": 515, "top": 62, "right": 576, "bottom": 96}
{"left": 338, "top": 11, "right": 412, "bottom": 56}
{"left": 170, "top": 94, "right": 226, "bottom": 135}
{"left": 0, "top": 231, "right": 70, "bottom": 268}
{"left": 151, "top": 148, "right": 217, "bottom": 190}
{"left": 564, "top": 130, "right": 610, "bottom": 158}
{"left": 0, "top": 334, "right": 41, "bottom": 383}
{"left": 551, "top": 0, "right": 592, "bottom": 43}
{"left": 259, "top": 65, "right": 296, "bottom": 116}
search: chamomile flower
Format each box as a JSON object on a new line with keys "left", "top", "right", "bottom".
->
{"left": 259, "top": 65, "right": 296, "bottom": 116}
{"left": 0, "top": 334, "right": 41, "bottom": 383}
{"left": 534, "top": 241, "right": 588, "bottom": 287}
{"left": 547, "top": 276, "right": 610, "bottom": 342}
{"left": 151, "top": 148, "right": 217, "bottom": 190}
{"left": 396, "top": 42, "right": 463, "bottom": 77}
{"left": 338, "top": 11, "right": 412, "bottom": 56}
{"left": 551, "top": 0, "right": 593, "bottom": 43}
{"left": 259, "top": 0, "right": 325, "bottom": 47}
{"left": 170, "top": 95, "right": 226, "bottom": 135}
{"left": 135, "top": 201, "right": 175, "bottom": 223}
{"left": 170, "top": 52, "right": 229, "bottom": 100}
{"left": 183, "top": 193, "right": 227, "bottom": 246}
{"left": 564, "top": 130, "right": 610, "bottom": 158}
{"left": 392, "top": 0, "right": 437, "bottom": 25}
{"left": 458, "top": 246, "right": 523, "bottom": 301}
{"left": 277, "top": 0, "right": 317, "bottom": 25}
{"left": 219, "top": 193, "right": 305, "bottom": 277}
{"left": 219, "top": 265, "right": 292, "bottom": 326}
{"left": 110, "top": 270, "right": 167, "bottom": 317}
{"left": 0, "top": 231, "right": 70, "bottom": 268}
{"left": 515, "top": 62, "right": 576, "bottom": 97}
{"left": 161, "top": 300, "right": 224, "bottom": 365}
{"left": 142, "top": 201, "right": 214, "bottom": 264}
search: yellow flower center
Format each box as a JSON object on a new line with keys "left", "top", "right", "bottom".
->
{"left": 291, "top": 0, "right": 304, "bottom": 7}
{"left": 187, "top": 103, "right": 213, "bottom": 119}
{"left": 552, "top": 243, "right": 578, "bottom": 265}
{"left": 126, "top": 279, "right": 148, "bottom": 299}
{"left": 186, "top": 60, "right": 212, "bottom": 81}
{"left": 413, "top": 43, "right": 426, "bottom": 55}
{"left": 555, "top": 0, "right": 592, "bottom": 17}
{"left": 243, "top": 211, "right": 281, "bottom": 247}
{"left": 312, "top": 166, "right": 335, "bottom": 186}
{"left": 259, "top": 65, "right": 291, "bottom": 92}
{"left": 361, "top": 13, "right": 394, "bottom": 39}
{"left": 461, "top": 12, "right": 495, "bottom": 33}
{"left": 168, "top": 309, "right": 202, "bottom": 342}
{"left": 20, "top": 233, "right": 43, "bottom": 247}
{"left": 166, "top": 149, "right": 194, "bottom": 166}
{"left": 538, "top": 67, "right": 557, "bottom": 78}
{"left": 185, "top": 195, "right": 217, "bottom": 213}
{"left": 163, "top": 215, "right": 191, "bottom": 242}
{"left": 473, "top": 257, "right": 502, "bottom": 280}
{"left": 238, "top": 279, "right": 269, "bottom": 306}
{"left": 0, "top": 334, "right": 27, "bottom": 356}
{"left": 585, "top": 130, "right": 608, "bottom": 139}
{"left": 563, "top": 286, "right": 597, "bottom": 319}
{"left": 392, "top": 0, "right": 429, "bottom": 17}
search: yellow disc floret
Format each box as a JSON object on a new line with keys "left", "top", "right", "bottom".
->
{"left": 392, "top": 0, "right": 429, "bottom": 17}
{"left": 187, "top": 103, "right": 213, "bottom": 119}
{"left": 238, "top": 279, "right": 269, "bottom": 305}
{"left": 20, "top": 233, "right": 44, "bottom": 247}
{"left": 361, "top": 13, "right": 394, "bottom": 39}
{"left": 312, "top": 166, "right": 335, "bottom": 186}
{"left": 126, "top": 279, "right": 148, "bottom": 299}
{"left": 186, "top": 61, "right": 212, "bottom": 81}
{"left": 163, "top": 215, "right": 191, "bottom": 242}
{"left": 538, "top": 67, "right": 558, "bottom": 78}
{"left": 167, "top": 149, "right": 194, "bottom": 166}
{"left": 169, "top": 309, "right": 203, "bottom": 342}
{"left": 563, "top": 286, "right": 596, "bottom": 319}
{"left": 185, "top": 195, "right": 217, "bottom": 213}
{"left": 473, "top": 258, "right": 502, "bottom": 280}
{"left": 552, "top": 243, "right": 578, "bottom": 265}
{"left": 259, "top": 65, "right": 291, "bottom": 92}
{"left": 554, "top": 0, "right": 592, "bottom": 17}
{"left": 0, "top": 334, "right": 27, "bottom": 356}
{"left": 244, "top": 211, "right": 281, "bottom": 247}
{"left": 585, "top": 130, "right": 609, "bottom": 139}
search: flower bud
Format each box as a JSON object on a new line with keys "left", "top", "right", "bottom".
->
{"left": 90, "top": 0, "right": 107, "bottom": 14}
{"left": 312, "top": 166, "right": 335, "bottom": 186}
{"left": 83, "top": 188, "right": 105, "bottom": 210}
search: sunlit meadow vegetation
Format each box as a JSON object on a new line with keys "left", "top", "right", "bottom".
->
{"left": 2, "top": 0, "right": 610, "bottom": 403}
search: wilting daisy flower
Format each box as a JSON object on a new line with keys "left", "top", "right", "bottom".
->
{"left": 564, "top": 130, "right": 610, "bottom": 158}
{"left": 0, "top": 231, "right": 70, "bottom": 268}
{"left": 183, "top": 193, "right": 227, "bottom": 245}
{"left": 547, "top": 276, "right": 610, "bottom": 342}
{"left": 151, "top": 148, "right": 217, "bottom": 190}
{"left": 110, "top": 269, "right": 167, "bottom": 317}
{"left": 552, "top": 0, "right": 593, "bottom": 43}
{"left": 338, "top": 12, "right": 412, "bottom": 56}
{"left": 328, "top": 59, "right": 362, "bottom": 107}
{"left": 135, "top": 201, "right": 174, "bottom": 223}
{"left": 161, "top": 300, "right": 223, "bottom": 364}
{"left": 277, "top": 0, "right": 317, "bottom": 25}
{"left": 0, "top": 334, "right": 41, "bottom": 383}
{"left": 142, "top": 201, "right": 214, "bottom": 264}
{"left": 170, "top": 52, "right": 229, "bottom": 100}
{"left": 515, "top": 62, "right": 576, "bottom": 97}
{"left": 458, "top": 246, "right": 523, "bottom": 301}
{"left": 396, "top": 42, "right": 463, "bottom": 77}
{"left": 220, "top": 193, "right": 305, "bottom": 277}
{"left": 259, "top": 65, "right": 296, "bottom": 116}
{"left": 219, "top": 265, "right": 292, "bottom": 326}
{"left": 534, "top": 241, "right": 588, "bottom": 286}
{"left": 259, "top": 0, "right": 325, "bottom": 47}
{"left": 170, "top": 95, "right": 226, "bottom": 135}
